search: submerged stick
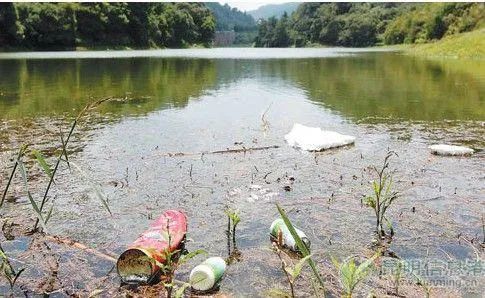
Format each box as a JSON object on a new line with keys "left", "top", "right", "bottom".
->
{"left": 159, "top": 145, "right": 280, "bottom": 158}
{"left": 45, "top": 235, "right": 117, "bottom": 263}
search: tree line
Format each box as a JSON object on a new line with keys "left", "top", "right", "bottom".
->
{"left": 0, "top": 3, "right": 216, "bottom": 49}
{"left": 1, "top": 3, "right": 482, "bottom": 49}
{"left": 254, "top": 3, "right": 484, "bottom": 47}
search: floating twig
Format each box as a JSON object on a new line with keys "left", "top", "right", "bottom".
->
{"left": 158, "top": 145, "right": 280, "bottom": 157}
{"left": 44, "top": 235, "right": 117, "bottom": 263}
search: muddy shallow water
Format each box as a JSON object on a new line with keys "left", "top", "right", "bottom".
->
{"left": 0, "top": 48, "right": 484, "bottom": 297}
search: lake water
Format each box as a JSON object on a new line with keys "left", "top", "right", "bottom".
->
{"left": 0, "top": 48, "right": 483, "bottom": 296}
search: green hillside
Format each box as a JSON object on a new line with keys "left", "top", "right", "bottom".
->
{"left": 403, "top": 28, "right": 485, "bottom": 58}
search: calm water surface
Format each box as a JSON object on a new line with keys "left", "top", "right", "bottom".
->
{"left": 0, "top": 48, "right": 483, "bottom": 121}
{"left": 0, "top": 48, "right": 483, "bottom": 296}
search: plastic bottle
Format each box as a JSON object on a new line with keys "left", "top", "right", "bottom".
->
{"left": 270, "top": 218, "right": 311, "bottom": 252}
{"left": 189, "top": 257, "right": 226, "bottom": 292}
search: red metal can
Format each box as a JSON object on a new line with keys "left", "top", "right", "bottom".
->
{"left": 116, "top": 210, "right": 188, "bottom": 284}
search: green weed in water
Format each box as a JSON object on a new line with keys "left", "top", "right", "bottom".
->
{"left": 363, "top": 151, "right": 399, "bottom": 238}
{"left": 276, "top": 203, "right": 326, "bottom": 297}
{"left": 0, "top": 244, "right": 25, "bottom": 290}
{"left": 155, "top": 219, "right": 207, "bottom": 298}
{"left": 0, "top": 146, "right": 28, "bottom": 208}
{"left": 272, "top": 243, "right": 312, "bottom": 298}
{"left": 331, "top": 253, "right": 378, "bottom": 298}
{"left": 225, "top": 208, "right": 241, "bottom": 243}
{"left": 0, "top": 98, "right": 113, "bottom": 232}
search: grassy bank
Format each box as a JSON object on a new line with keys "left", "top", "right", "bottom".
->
{"left": 401, "top": 29, "right": 485, "bottom": 59}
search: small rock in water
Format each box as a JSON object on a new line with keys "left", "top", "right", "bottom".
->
{"left": 285, "top": 123, "right": 355, "bottom": 151}
{"left": 429, "top": 144, "right": 474, "bottom": 156}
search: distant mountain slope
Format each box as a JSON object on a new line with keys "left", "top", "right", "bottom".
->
{"left": 205, "top": 2, "right": 256, "bottom": 31}
{"left": 248, "top": 3, "right": 299, "bottom": 20}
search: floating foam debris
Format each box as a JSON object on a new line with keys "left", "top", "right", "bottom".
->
{"left": 429, "top": 144, "right": 474, "bottom": 156}
{"left": 284, "top": 123, "right": 355, "bottom": 151}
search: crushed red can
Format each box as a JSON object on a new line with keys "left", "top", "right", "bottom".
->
{"left": 116, "top": 210, "right": 188, "bottom": 284}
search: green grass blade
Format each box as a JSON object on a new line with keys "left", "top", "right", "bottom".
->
{"left": 276, "top": 203, "right": 325, "bottom": 295}
{"left": 32, "top": 149, "right": 53, "bottom": 179}
{"left": 292, "top": 254, "right": 312, "bottom": 279}
{"left": 45, "top": 203, "right": 55, "bottom": 224}
{"left": 18, "top": 160, "right": 47, "bottom": 231}
{"left": 1, "top": 161, "right": 18, "bottom": 209}
{"left": 59, "top": 129, "right": 70, "bottom": 170}
{"left": 1, "top": 147, "right": 25, "bottom": 208}
{"left": 355, "top": 254, "right": 376, "bottom": 281}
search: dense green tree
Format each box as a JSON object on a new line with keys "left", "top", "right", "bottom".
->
{"left": 0, "top": 2, "right": 216, "bottom": 49}
{"left": 274, "top": 12, "right": 291, "bottom": 47}
{"left": 76, "top": 3, "right": 132, "bottom": 46}
{"left": 254, "top": 2, "right": 483, "bottom": 48}
{"left": 0, "top": 3, "right": 24, "bottom": 45}
{"left": 16, "top": 3, "right": 77, "bottom": 48}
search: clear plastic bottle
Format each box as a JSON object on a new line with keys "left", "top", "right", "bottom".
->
{"left": 270, "top": 218, "right": 311, "bottom": 252}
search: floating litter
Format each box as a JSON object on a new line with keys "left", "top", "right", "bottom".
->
{"left": 116, "top": 210, "right": 187, "bottom": 284}
{"left": 429, "top": 144, "right": 474, "bottom": 156}
{"left": 285, "top": 123, "right": 355, "bottom": 151}
{"left": 270, "top": 218, "right": 310, "bottom": 252}
{"left": 190, "top": 257, "right": 226, "bottom": 292}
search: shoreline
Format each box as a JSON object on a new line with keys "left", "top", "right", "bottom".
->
{"left": 1, "top": 28, "right": 483, "bottom": 60}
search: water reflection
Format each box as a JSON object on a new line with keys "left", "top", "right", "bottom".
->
{"left": 0, "top": 58, "right": 217, "bottom": 118}
{"left": 0, "top": 52, "right": 484, "bottom": 121}
{"left": 275, "top": 54, "right": 485, "bottom": 121}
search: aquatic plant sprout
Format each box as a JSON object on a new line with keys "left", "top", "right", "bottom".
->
{"left": 276, "top": 203, "right": 326, "bottom": 297}
{"left": 0, "top": 244, "right": 25, "bottom": 290}
{"left": 0, "top": 146, "right": 28, "bottom": 208}
{"left": 149, "top": 218, "right": 209, "bottom": 297}
{"left": 272, "top": 242, "right": 312, "bottom": 298}
{"left": 364, "top": 151, "right": 399, "bottom": 237}
{"left": 331, "top": 253, "right": 378, "bottom": 298}
{"left": 225, "top": 208, "right": 241, "bottom": 243}
{"left": 34, "top": 97, "right": 113, "bottom": 230}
